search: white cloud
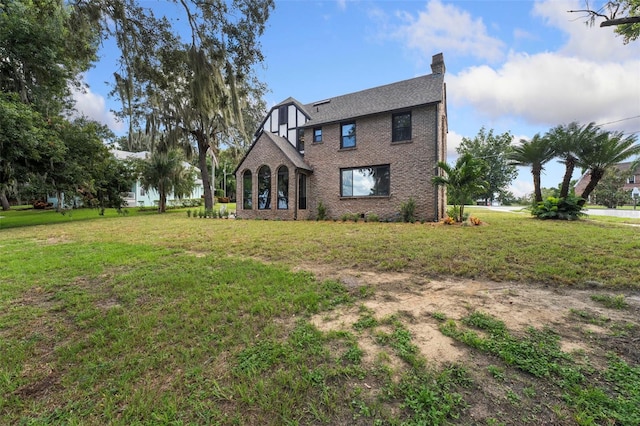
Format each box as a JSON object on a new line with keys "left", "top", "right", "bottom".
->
{"left": 532, "top": 0, "right": 637, "bottom": 62}
{"left": 392, "top": 0, "right": 505, "bottom": 62}
{"left": 336, "top": 0, "right": 347, "bottom": 11}
{"left": 447, "top": 130, "right": 464, "bottom": 157}
{"left": 509, "top": 178, "right": 535, "bottom": 198}
{"left": 385, "top": 0, "right": 639, "bottom": 134}
{"left": 448, "top": 53, "right": 640, "bottom": 129}
{"left": 71, "top": 84, "right": 123, "bottom": 133}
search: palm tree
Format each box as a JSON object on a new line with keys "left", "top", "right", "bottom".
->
{"left": 140, "top": 148, "right": 195, "bottom": 213}
{"left": 546, "top": 122, "right": 599, "bottom": 198}
{"left": 508, "top": 134, "right": 555, "bottom": 203}
{"left": 432, "top": 153, "right": 488, "bottom": 222}
{"left": 575, "top": 129, "right": 640, "bottom": 205}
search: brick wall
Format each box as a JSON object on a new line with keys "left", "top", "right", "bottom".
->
{"left": 304, "top": 104, "right": 444, "bottom": 222}
{"left": 235, "top": 134, "right": 310, "bottom": 220}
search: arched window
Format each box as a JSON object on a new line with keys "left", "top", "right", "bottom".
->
{"left": 277, "top": 166, "right": 289, "bottom": 209}
{"left": 258, "top": 165, "right": 271, "bottom": 209}
{"left": 242, "top": 170, "right": 252, "bottom": 209}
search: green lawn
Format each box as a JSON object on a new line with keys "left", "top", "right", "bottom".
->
{"left": 0, "top": 203, "right": 236, "bottom": 229}
{"left": 1, "top": 209, "right": 638, "bottom": 424}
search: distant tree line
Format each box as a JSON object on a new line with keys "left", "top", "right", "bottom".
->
{"left": 435, "top": 122, "right": 639, "bottom": 220}
{"left": 1, "top": 0, "right": 274, "bottom": 212}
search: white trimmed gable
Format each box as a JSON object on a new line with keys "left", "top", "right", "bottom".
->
{"left": 258, "top": 98, "right": 310, "bottom": 154}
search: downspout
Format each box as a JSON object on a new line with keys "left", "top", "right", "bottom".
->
{"left": 434, "top": 103, "right": 440, "bottom": 221}
{"left": 294, "top": 168, "right": 299, "bottom": 220}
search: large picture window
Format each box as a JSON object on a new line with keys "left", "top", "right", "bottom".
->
{"left": 258, "top": 165, "right": 271, "bottom": 209}
{"left": 392, "top": 112, "right": 411, "bottom": 142}
{"left": 277, "top": 166, "right": 289, "bottom": 209}
{"left": 242, "top": 170, "right": 252, "bottom": 209}
{"left": 341, "top": 165, "right": 390, "bottom": 197}
{"left": 341, "top": 122, "right": 356, "bottom": 149}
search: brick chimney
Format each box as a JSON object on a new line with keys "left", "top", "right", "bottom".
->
{"left": 430, "top": 53, "right": 445, "bottom": 75}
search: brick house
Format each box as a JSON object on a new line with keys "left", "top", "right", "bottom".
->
{"left": 574, "top": 161, "right": 640, "bottom": 203}
{"left": 235, "top": 53, "right": 448, "bottom": 221}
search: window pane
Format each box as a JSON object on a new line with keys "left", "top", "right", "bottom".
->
{"left": 277, "top": 166, "right": 289, "bottom": 209}
{"left": 258, "top": 166, "right": 271, "bottom": 209}
{"left": 392, "top": 113, "right": 411, "bottom": 142}
{"left": 341, "top": 123, "right": 356, "bottom": 148}
{"left": 298, "top": 174, "right": 307, "bottom": 210}
{"left": 341, "top": 169, "right": 353, "bottom": 197}
{"left": 278, "top": 106, "right": 288, "bottom": 125}
{"left": 372, "top": 166, "right": 390, "bottom": 195}
{"left": 297, "top": 128, "right": 305, "bottom": 154}
{"left": 341, "top": 166, "right": 390, "bottom": 197}
{"left": 352, "top": 168, "right": 374, "bottom": 196}
{"left": 243, "top": 171, "right": 252, "bottom": 209}
{"left": 313, "top": 128, "right": 322, "bottom": 142}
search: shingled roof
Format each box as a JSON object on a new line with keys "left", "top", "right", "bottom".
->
{"left": 261, "top": 131, "right": 313, "bottom": 172}
{"left": 302, "top": 73, "right": 445, "bottom": 127}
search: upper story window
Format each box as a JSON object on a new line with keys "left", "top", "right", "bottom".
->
{"left": 313, "top": 127, "right": 322, "bottom": 143}
{"left": 628, "top": 175, "right": 636, "bottom": 184}
{"left": 392, "top": 112, "right": 412, "bottom": 142}
{"left": 278, "top": 105, "right": 288, "bottom": 125}
{"left": 297, "top": 128, "right": 305, "bottom": 154}
{"left": 341, "top": 122, "right": 356, "bottom": 149}
{"left": 341, "top": 165, "right": 390, "bottom": 197}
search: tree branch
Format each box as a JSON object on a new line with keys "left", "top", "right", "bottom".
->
{"left": 568, "top": 8, "right": 610, "bottom": 20}
{"left": 600, "top": 16, "right": 640, "bottom": 26}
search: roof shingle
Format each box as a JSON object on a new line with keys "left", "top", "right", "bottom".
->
{"left": 302, "top": 73, "right": 444, "bottom": 127}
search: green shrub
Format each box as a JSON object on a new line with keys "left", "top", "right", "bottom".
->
{"left": 446, "top": 205, "right": 469, "bottom": 223}
{"left": 317, "top": 201, "right": 327, "bottom": 221}
{"left": 531, "top": 195, "right": 586, "bottom": 220}
{"left": 365, "top": 213, "right": 379, "bottom": 222}
{"left": 400, "top": 197, "right": 416, "bottom": 223}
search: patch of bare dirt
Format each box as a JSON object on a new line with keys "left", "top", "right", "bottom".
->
{"left": 302, "top": 264, "right": 640, "bottom": 367}
{"left": 303, "top": 264, "right": 640, "bottom": 424}
{"left": 302, "top": 265, "right": 640, "bottom": 363}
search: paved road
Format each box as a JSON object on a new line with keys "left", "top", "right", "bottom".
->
{"left": 477, "top": 205, "right": 640, "bottom": 219}
{"left": 582, "top": 208, "right": 640, "bottom": 218}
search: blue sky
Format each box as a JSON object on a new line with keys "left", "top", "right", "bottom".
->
{"left": 76, "top": 0, "right": 640, "bottom": 197}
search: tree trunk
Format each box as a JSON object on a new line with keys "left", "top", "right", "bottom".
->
{"left": 56, "top": 190, "right": 63, "bottom": 212}
{"left": 0, "top": 191, "right": 10, "bottom": 211}
{"left": 559, "top": 157, "right": 576, "bottom": 198}
{"left": 579, "top": 168, "right": 605, "bottom": 206}
{"left": 196, "top": 133, "right": 213, "bottom": 210}
{"left": 532, "top": 169, "right": 542, "bottom": 203}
